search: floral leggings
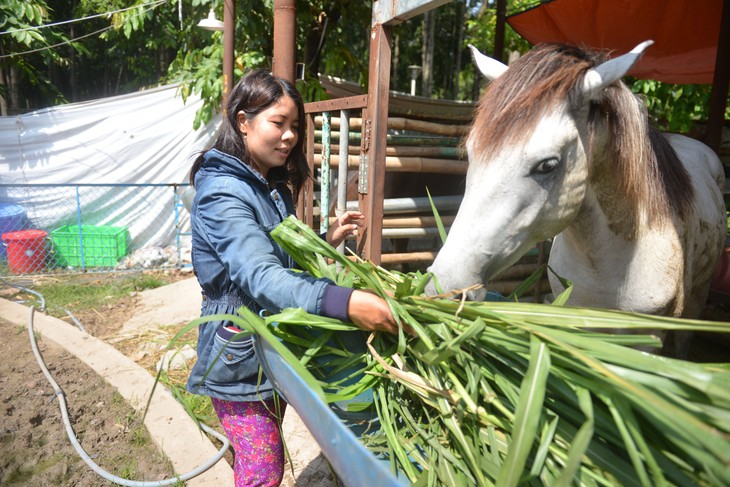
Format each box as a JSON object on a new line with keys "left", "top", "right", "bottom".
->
{"left": 211, "top": 397, "right": 287, "bottom": 487}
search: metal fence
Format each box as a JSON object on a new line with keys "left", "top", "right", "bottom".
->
{"left": 0, "top": 184, "right": 192, "bottom": 277}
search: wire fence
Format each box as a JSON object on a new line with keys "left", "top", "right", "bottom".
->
{"left": 0, "top": 184, "right": 192, "bottom": 277}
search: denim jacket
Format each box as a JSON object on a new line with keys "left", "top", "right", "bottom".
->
{"left": 186, "top": 149, "right": 337, "bottom": 402}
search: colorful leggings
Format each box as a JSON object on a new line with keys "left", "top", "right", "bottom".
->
{"left": 211, "top": 397, "right": 287, "bottom": 487}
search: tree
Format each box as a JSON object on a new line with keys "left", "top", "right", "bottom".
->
{"left": 3, "top": 0, "right": 722, "bottom": 138}
{"left": 0, "top": 0, "right": 75, "bottom": 115}
{"left": 631, "top": 79, "right": 729, "bottom": 134}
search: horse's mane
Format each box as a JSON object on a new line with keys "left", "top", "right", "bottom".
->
{"left": 469, "top": 43, "right": 693, "bottom": 231}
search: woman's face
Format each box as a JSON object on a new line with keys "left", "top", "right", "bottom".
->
{"left": 238, "top": 95, "right": 299, "bottom": 178}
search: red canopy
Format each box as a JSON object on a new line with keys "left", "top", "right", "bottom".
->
{"left": 507, "top": 0, "right": 723, "bottom": 84}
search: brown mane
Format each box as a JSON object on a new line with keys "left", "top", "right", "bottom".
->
{"left": 468, "top": 43, "right": 693, "bottom": 231}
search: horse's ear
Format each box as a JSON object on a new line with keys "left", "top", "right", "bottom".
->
{"left": 469, "top": 44, "right": 508, "bottom": 81}
{"left": 582, "top": 40, "right": 654, "bottom": 99}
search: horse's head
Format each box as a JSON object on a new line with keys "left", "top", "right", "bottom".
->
{"left": 427, "top": 41, "right": 653, "bottom": 299}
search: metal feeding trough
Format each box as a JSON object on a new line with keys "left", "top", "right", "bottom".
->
{"left": 253, "top": 333, "right": 406, "bottom": 487}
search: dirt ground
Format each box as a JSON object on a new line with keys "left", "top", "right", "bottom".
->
{"left": 2, "top": 270, "right": 730, "bottom": 486}
{"left": 0, "top": 270, "right": 338, "bottom": 487}
{"left": 0, "top": 316, "right": 177, "bottom": 486}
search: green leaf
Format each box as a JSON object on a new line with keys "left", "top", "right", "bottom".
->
{"left": 497, "top": 336, "right": 550, "bottom": 487}
{"left": 553, "top": 387, "right": 594, "bottom": 486}
{"left": 238, "top": 306, "right": 327, "bottom": 401}
{"left": 507, "top": 263, "right": 546, "bottom": 301}
{"left": 427, "top": 187, "right": 448, "bottom": 245}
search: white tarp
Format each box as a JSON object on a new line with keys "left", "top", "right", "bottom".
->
{"left": 0, "top": 84, "right": 220, "bottom": 253}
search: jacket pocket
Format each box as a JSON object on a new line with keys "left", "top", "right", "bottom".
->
{"left": 206, "top": 327, "right": 259, "bottom": 384}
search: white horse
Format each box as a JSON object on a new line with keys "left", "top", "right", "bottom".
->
{"left": 427, "top": 41, "right": 726, "bottom": 356}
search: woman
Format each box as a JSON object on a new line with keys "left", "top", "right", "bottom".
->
{"left": 186, "top": 69, "right": 398, "bottom": 487}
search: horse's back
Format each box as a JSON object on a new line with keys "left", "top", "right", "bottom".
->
{"left": 665, "top": 133, "right": 725, "bottom": 262}
{"left": 665, "top": 133, "right": 726, "bottom": 318}
{"left": 549, "top": 133, "right": 725, "bottom": 320}
{"left": 665, "top": 133, "right": 725, "bottom": 194}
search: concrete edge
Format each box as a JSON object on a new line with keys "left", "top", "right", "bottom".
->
{"left": 0, "top": 297, "right": 234, "bottom": 486}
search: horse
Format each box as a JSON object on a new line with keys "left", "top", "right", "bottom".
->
{"left": 427, "top": 41, "right": 726, "bottom": 357}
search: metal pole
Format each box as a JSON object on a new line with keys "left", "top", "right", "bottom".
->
{"left": 359, "top": 23, "right": 392, "bottom": 264}
{"left": 705, "top": 0, "right": 730, "bottom": 154}
{"left": 494, "top": 0, "right": 507, "bottom": 63}
{"left": 273, "top": 0, "right": 296, "bottom": 83}
{"left": 320, "top": 111, "right": 331, "bottom": 234}
{"left": 222, "top": 0, "right": 235, "bottom": 114}
{"left": 336, "top": 109, "right": 350, "bottom": 256}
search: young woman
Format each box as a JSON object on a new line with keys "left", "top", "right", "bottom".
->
{"left": 186, "top": 69, "right": 398, "bottom": 487}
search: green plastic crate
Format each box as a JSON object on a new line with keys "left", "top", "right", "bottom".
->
{"left": 51, "top": 225, "right": 129, "bottom": 267}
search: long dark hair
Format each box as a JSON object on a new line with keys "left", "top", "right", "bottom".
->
{"left": 190, "top": 69, "right": 310, "bottom": 199}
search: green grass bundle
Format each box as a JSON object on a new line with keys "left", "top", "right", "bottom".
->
{"left": 186, "top": 216, "right": 730, "bottom": 486}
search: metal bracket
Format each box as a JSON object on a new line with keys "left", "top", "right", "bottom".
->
{"left": 358, "top": 154, "right": 369, "bottom": 193}
{"left": 358, "top": 117, "right": 372, "bottom": 194}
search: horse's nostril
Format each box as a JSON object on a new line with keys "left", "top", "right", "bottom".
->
{"left": 467, "top": 286, "right": 487, "bottom": 302}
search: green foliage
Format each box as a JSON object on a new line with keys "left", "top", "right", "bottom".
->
{"left": 264, "top": 215, "right": 730, "bottom": 486}
{"left": 296, "top": 71, "right": 329, "bottom": 103}
{"left": 465, "top": 0, "right": 534, "bottom": 60}
{"left": 461, "top": 0, "right": 533, "bottom": 100}
{"left": 163, "top": 0, "right": 273, "bottom": 127}
{"left": 0, "top": 0, "right": 53, "bottom": 47}
{"left": 0, "top": 0, "right": 72, "bottom": 109}
{"left": 3, "top": 0, "right": 723, "bottom": 137}
{"left": 158, "top": 368, "right": 218, "bottom": 425}
{"left": 297, "top": 1, "right": 371, "bottom": 89}
{"left": 16, "top": 272, "right": 168, "bottom": 318}
{"left": 630, "top": 79, "right": 727, "bottom": 133}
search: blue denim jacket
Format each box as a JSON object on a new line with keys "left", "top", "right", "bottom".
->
{"left": 186, "top": 149, "right": 335, "bottom": 402}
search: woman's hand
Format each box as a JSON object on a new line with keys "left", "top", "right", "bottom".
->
{"left": 327, "top": 210, "right": 365, "bottom": 247}
{"left": 347, "top": 290, "right": 404, "bottom": 335}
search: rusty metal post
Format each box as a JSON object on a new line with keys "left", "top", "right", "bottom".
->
{"left": 359, "top": 0, "right": 447, "bottom": 264}
{"left": 494, "top": 0, "right": 507, "bottom": 63}
{"left": 704, "top": 0, "right": 730, "bottom": 154}
{"left": 273, "top": 0, "right": 297, "bottom": 83}
{"left": 222, "top": 0, "right": 235, "bottom": 114}
{"left": 358, "top": 23, "right": 392, "bottom": 264}
{"left": 301, "top": 112, "right": 315, "bottom": 225}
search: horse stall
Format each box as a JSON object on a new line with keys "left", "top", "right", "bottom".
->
{"left": 260, "top": 2, "right": 730, "bottom": 485}
{"left": 304, "top": 76, "right": 551, "bottom": 300}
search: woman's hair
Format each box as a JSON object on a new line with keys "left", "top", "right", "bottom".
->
{"left": 190, "top": 69, "right": 310, "bottom": 199}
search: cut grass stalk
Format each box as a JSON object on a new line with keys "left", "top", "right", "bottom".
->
{"left": 160, "top": 216, "right": 730, "bottom": 486}
{"left": 268, "top": 216, "right": 730, "bottom": 486}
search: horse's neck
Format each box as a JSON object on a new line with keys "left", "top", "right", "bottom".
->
{"left": 562, "top": 189, "right": 637, "bottom": 262}
{"left": 585, "top": 148, "right": 644, "bottom": 239}
{"left": 550, "top": 147, "right": 640, "bottom": 271}
{"left": 552, "top": 187, "right": 684, "bottom": 313}
{"left": 566, "top": 179, "right": 678, "bottom": 256}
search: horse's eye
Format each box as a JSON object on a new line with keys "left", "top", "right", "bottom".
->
{"left": 533, "top": 157, "right": 559, "bottom": 174}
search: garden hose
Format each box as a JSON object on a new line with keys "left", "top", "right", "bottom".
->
{"left": 0, "top": 277, "right": 85, "bottom": 332}
{"left": 20, "top": 299, "right": 230, "bottom": 486}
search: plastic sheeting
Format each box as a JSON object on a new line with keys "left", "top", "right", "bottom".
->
{"left": 0, "top": 85, "right": 220, "bottom": 251}
{"left": 507, "top": 0, "right": 722, "bottom": 84}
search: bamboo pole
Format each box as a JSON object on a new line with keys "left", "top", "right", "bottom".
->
{"left": 493, "top": 263, "right": 541, "bottom": 280}
{"left": 381, "top": 252, "right": 436, "bottom": 265}
{"left": 345, "top": 195, "right": 462, "bottom": 214}
{"left": 382, "top": 227, "right": 445, "bottom": 238}
{"left": 314, "top": 115, "right": 468, "bottom": 137}
{"left": 384, "top": 215, "right": 455, "bottom": 228}
{"left": 487, "top": 280, "right": 522, "bottom": 295}
{"left": 329, "top": 215, "right": 456, "bottom": 228}
{"left": 315, "top": 143, "right": 462, "bottom": 158}
{"left": 313, "top": 154, "right": 467, "bottom": 174}
{"left": 315, "top": 131, "right": 462, "bottom": 146}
